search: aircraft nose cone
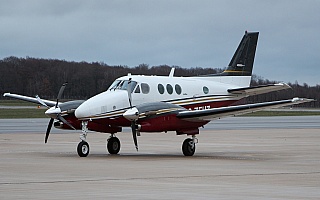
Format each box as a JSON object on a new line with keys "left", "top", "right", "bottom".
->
{"left": 75, "top": 103, "right": 90, "bottom": 119}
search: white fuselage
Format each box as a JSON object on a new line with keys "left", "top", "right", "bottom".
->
{"left": 75, "top": 74, "right": 251, "bottom": 121}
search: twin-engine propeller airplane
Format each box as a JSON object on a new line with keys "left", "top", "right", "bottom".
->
{"left": 3, "top": 31, "right": 313, "bottom": 157}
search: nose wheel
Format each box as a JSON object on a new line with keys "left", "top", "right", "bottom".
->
{"left": 77, "top": 121, "right": 90, "bottom": 157}
{"left": 77, "top": 140, "right": 90, "bottom": 157}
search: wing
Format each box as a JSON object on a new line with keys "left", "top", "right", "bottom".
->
{"left": 3, "top": 93, "right": 57, "bottom": 107}
{"left": 177, "top": 98, "right": 314, "bottom": 121}
{"left": 228, "top": 83, "right": 291, "bottom": 96}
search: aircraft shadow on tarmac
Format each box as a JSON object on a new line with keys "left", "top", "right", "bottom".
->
{"left": 38, "top": 151, "right": 270, "bottom": 161}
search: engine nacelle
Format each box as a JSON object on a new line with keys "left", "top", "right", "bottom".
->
{"left": 137, "top": 114, "right": 207, "bottom": 134}
{"left": 54, "top": 121, "right": 76, "bottom": 130}
{"left": 87, "top": 121, "right": 122, "bottom": 133}
{"left": 54, "top": 120, "right": 81, "bottom": 130}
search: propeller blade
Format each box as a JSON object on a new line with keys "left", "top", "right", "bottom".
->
{"left": 127, "top": 78, "right": 133, "bottom": 108}
{"left": 126, "top": 78, "right": 138, "bottom": 151}
{"left": 57, "top": 115, "right": 76, "bottom": 130}
{"left": 56, "top": 82, "right": 68, "bottom": 108}
{"left": 131, "top": 121, "right": 138, "bottom": 151}
{"left": 45, "top": 118, "right": 54, "bottom": 143}
{"left": 36, "top": 95, "right": 49, "bottom": 108}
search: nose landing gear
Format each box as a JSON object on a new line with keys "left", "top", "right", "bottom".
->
{"left": 77, "top": 121, "right": 89, "bottom": 157}
{"left": 77, "top": 140, "right": 89, "bottom": 157}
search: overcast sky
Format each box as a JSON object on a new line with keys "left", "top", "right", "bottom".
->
{"left": 1, "top": 0, "right": 319, "bottom": 85}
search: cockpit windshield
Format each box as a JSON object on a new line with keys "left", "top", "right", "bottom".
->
{"left": 108, "top": 80, "right": 137, "bottom": 93}
{"left": 108, "top": 80, "right": 121, "bottom": 90}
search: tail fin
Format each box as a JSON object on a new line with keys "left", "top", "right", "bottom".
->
{"left": 220, "top": 31, "right": 259, "bottom": 76}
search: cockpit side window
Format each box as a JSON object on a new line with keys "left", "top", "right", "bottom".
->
{"left": 134, "top": 85, "right": 141, "bottom": 93}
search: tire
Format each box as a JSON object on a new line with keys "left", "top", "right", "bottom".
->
{"left": 77, "top": 141, "right": 90, "bottom": 157}
{"left": 107, "top": 137, "right": 121, "bottom": 154}
{"left": 182, "top": 138, "right": 195, "bottom": 156}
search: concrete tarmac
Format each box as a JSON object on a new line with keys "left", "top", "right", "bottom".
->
{"left": 1, "top": 117, "right": 320, "bottom": 199}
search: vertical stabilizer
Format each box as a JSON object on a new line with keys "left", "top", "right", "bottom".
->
{"left": 221, "top": 31, "right": 259, "bottom": 76}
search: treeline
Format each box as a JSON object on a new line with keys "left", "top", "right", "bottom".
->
{"left": 0, "top": 56, "right": 319, "bottom": 107}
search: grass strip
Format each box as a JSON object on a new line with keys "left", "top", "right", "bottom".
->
{"left": 0, "top": 109, "right": 46, "bottom": 118}
{"left": 0, "top": 100, "right": 39, "bottom": 106}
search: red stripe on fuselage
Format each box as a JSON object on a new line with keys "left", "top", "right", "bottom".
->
{"left": 89, "top": 99, "right": 238, "bottom": 130}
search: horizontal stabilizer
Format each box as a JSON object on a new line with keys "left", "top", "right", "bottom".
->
{"left": 177, "top": 98, "right": 314, "bottom": 121}
{"left": 228, "top": 83, "right": 291, "bottom": 96}
{"left": 3, "top": 93, "right": 57, "bottom": 107}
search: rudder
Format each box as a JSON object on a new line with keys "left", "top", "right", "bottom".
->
{"left": 221, "top": 31, "right": 259, "bottom": 76}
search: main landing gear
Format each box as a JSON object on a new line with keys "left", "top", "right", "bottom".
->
{"left": 77, "top": 121, "right": 122, "bottom": 157}
{"left": 182, "top": 135, "right": 198, "bottom": 156}
{"left": 107, "top": 135, "right": 121, "bottom": 154}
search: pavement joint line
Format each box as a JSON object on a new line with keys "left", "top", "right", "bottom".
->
{"left": 1, "top": 171, "right": 319, "bottom": 185}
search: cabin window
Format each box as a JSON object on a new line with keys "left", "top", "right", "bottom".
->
{"left": 175, "top": 84, "right": 182, "bottom": 95}
{"left": 203, "top": 86, "right": 209, "bottom": 94}
{"left": 158, "top": 84, "right": 165, "bottom": 94}
{"left": 141, "top": 83, "right": 150, "bottom": 94}
{"left": 166, "top": 84, "right": 173, "bottom": 94}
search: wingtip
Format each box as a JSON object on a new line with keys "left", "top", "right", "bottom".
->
{"left": 292, "top": 97, "right": 300, "bottom": 102}
{"left": 275, "top": 82, "right": 291, "bottom": 89}
{"left": 292, "top": 97, "right": 315, "bottom": 103}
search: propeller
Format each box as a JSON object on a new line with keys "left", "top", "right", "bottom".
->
{"left": 36, "top": 82, "right": 75, "bottom": 143}
{"left": 56, "top": 82, "right": 67, "bottom": 108}
{"left": 45, "top": 118, "right": 54, "bottom": 143}
{"left": 126, "top": 78, "right": 139, "bottom": 151}
{"left": 127, "top": 78, "right": 133, "bottom": 108}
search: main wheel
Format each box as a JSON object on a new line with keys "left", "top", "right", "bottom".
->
{"left": 77, "top": 140, "right": 90, "bottom": 157}
{"left": 107, "top": 137, "right": 121, "bottom": 154}
{"left": 182, "top": 138, "right": 195, "bottom": 156}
